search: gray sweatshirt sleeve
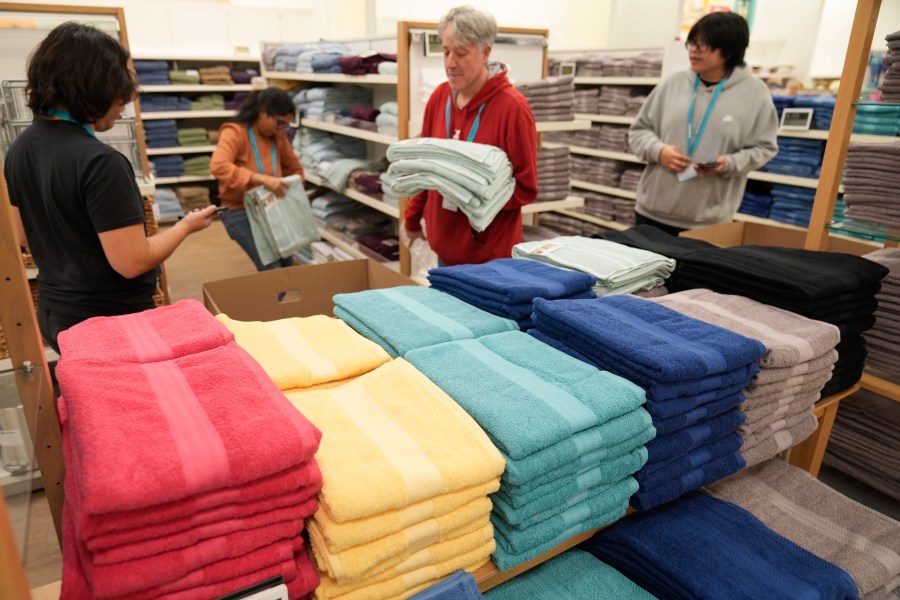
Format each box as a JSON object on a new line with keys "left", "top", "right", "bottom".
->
{"left": 628, "top": 84, "right": 669, "bottom": 164}
{"left": 723, "top": 93, "right": 779, "bottom": 177}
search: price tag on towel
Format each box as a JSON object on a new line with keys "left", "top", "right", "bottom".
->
{"left": 528, "top": 241, "right": 561, "bottom": 256}
{"left": 442, "top": 197, "right": 459, "bottom": 212}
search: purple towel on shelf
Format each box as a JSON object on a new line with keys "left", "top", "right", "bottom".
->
{"left": 350, "top": 106, "right": 380, "bottom": 121}
{"left": 336, "top": 53, "right": 398, "bottom": 75}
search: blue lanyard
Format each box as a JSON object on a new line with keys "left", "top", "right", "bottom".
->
{"left": 445, "top": 98, "right": 486, "bottom": 142}
{"left": 687, "top": 74, "right": 727, "bottom": 157}
{"left": 47, "top": 108, "right": 96, "bottom": 138}
{"left": 248, "top": 127, "right": 277, "bottom": 176}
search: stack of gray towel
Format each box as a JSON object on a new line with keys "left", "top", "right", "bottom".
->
{"left": 613, "top": 198, "right": 637, "bottom": 225}
{"left": 515, "top": 76, "right": 575, "bottom": 122}
{"left": 293, "top": 128, "right": 366, "bottom": 175}
{"left": 536, "top": 147, "right": 572, "bottom": 202}
{"left": 602, "top": 57, "right": 634, "bottom": 77}
{"left": 573, "top": 89, "right": 600, "bottom": 114}
{"left": 534, "top": 214, "right": 604, "bottom": 237}
{"left": 598, "top": 87, "right": 634, "bottom": 115}
{"left": 842, "top": 141, "right": 900, "bottom": 225}
{"left": 631, "top": 52, "right": 664, "bottom": 77}
{"left": 570, "top": 156, "right": 623, "bottom": 188}
{"left": 619, "top": 167, "right": 644, "bottom": 192}
{"left": 861, "top": 248, "right": 900, "bottom": 381}
{"left": 625, "top": 95, "right": 648, "bottom": 116}
{"left": 575, "top": 55, "right": 607, "bottom": 77}
{"left": 375, "top": 101, "right": 399, "bottom": 137}
{"left": 578, "top": 191, "right": 618, "bottom": 221}
{"left": 881, "top": 31, "right": 900, "bottom": 102}
{"left": 594, "top": 124, "right": 629, "bottom": 152}
{"left": 292, "top": 85, "right": 373, "bottom": 121}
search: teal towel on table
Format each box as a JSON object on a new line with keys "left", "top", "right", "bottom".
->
{"left": 333, "top": 286, "right": 518, "bottom": 358}
{"left": 483, "top": 548, "right": 657, "bottom": 600}
{"left": 404, "top": 331, "right": 647, "bottom": 460}
{"left": 503, "top": 477, "right": 637, "bottom": 531}
{"left": 494, "top": 446, "right": 647, "bottom": 511}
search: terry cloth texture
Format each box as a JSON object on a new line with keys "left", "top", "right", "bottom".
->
{"left": 404, "top": 331, "right": 650, "bottom": 570}
{"left": 287, "top": 359, "right": 504, "bottom": 599}
{"left": 651, "top": 288, "right": 841, "bottom": 466}
{"left": 705, "top": 458, "right": 900, "bottom": 599}
{"left": 333, "top": 286, "right": 518, "bottom": 358}
{"left": 592, "top": 224, "right": 718, "bottom": 261}
{"left": 512, "top": 236, "right": 675, "bottom": 296}
{"left": 427, "top": 258, "right": 596, "bottom": 329}
{"left": 672, "top": 245, "right": 889, "bottom": 396}
{"left": 582, "top": 491, "right": 860, "bottom": 600}
{"left": 862, "top": 249, "right": 900, "bottom": 380}
{"left": 531, "top": 294, "right": 764, "bottom": 510}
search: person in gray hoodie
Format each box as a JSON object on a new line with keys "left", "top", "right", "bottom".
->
{"left": 628, "top": 11, "right": 778, "bottom": 233}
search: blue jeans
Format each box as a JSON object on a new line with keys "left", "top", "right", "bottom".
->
{"left": 220, "top": 208, "right": 293, "bottom": 271}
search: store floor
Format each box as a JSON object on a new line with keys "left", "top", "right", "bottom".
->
{"left": 11, "top": 221, "right": 900, "bottom": 589}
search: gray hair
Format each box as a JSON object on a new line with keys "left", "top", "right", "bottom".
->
{"left": 438, "top": 5, "right": 497, "bottom": 51}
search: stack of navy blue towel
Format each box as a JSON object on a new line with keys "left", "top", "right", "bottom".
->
{"left": 759, "top": 138, "right": 824, "bottom": 177}
{"left": 528, "top": 295, "right": 766, "bottom": 511}
{"left": 149, "top": 156, "right": 185, "bottom": 178}
{"left": 793, "top": 95, "right": 836, "bottom": 130}
{"left": 768, "top": 184, "right": 818, "bottom": 227}
{"left": 738, "top": 183, "right": 773, "bottom": 218}
{"left": 427, "top": 258, "right": 597, "bottom": 330}
{"left": 143, "top": 119, "right": 178, "bottom": 149}
{"left": 771, "top": 94, "right": 795, "bottom": 118}
{"left": 134, "top": 60, "right": 170, "bottom": 86}
{"left": 139, "top": 94, "right": 191, "bottom": 113}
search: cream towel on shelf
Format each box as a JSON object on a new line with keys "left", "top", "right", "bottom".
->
{"left": 308, "top": 496, "right": 492, "bottom": 584}
{"left": 311, "top": 479, "right": 499, "bottom": 552}
{"left": 287, "top": 359, "right": 505, "bottom": 522}
{"left": 216, "top": 314, "right": 390, "bottom": 391}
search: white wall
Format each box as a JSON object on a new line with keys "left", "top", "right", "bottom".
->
{"left": 809, "top": 0, "right": 900, "bottom": 79}
{"left": 607, "top": 0, "right": 681, "bottom": 49}
{"left": 746, "top": 0, "right": 823, "bottom": 81}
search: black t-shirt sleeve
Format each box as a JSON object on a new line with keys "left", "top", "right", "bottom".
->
{"left": 3, "top": 152, "right": 20, "bottom": 207}
{"left": 83, "top": 151, "right": 145, "bottom": 233}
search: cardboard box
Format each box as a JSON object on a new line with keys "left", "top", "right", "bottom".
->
{"left": 202, "top": 259, "right": 417, "bottom": 321}
{"left": 679, "top": 221, "right": 878, "bottom": 256}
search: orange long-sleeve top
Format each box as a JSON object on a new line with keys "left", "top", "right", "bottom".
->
{"left": 209, "top": 122, "right": 303, "bottom": 209}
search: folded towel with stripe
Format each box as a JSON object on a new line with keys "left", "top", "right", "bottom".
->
{"left": 215, "top": 313, "right": 390, "bottom": 390}
{"left": 630, "top": 452, "right": 746, "bottom": 511}
{"left": 644, "top": 410, "right": 746, "bottom": 465}
{"left": 57, "top": 299, "right": 233, "bottom": 363}
{"left": 333, "top": 286, "right": 518, "bottom": 357}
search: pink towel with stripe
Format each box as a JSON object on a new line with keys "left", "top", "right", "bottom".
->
{"left": 56, "top": 342, "right": 321, "bottom": 513}
{"left": 57, "top": 299, "right": 234, "bottom": 363}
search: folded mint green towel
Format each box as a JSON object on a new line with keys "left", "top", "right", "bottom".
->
{"left": 405, "top": 331, "right": 647, "bottom": 460}
{"left": 483, "top": 548, "right": 657, "bottom": 599}
{"left": 334, "top": 287, "right": 518, "bottom": 358}
{"left": 494, "top": 446, "right": 647, "bottom": 512}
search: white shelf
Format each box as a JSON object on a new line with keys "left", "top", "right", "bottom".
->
{"left": 535, "top": 120, "right": 592, "bottom": 132}
{"left": 0, "top": 468, "right": 42, "bottom": 496}
{"left": 521, "top": 196, "right": 584, "bottom": 214}
{"left": 574, "top": 113, "right": 635, "bottom": 125}
{"left": 146, "top": 145, "right": 217, "bottom": 156}
{"left": 746, "top": 171, "right": 819, "bottom": 189}
{"left": 305, "top": 173, "right": 399, "bottom": 219}
{"left": 555, "top": 208, "right": 628, "bottom": 231}
{"left": 263, "top": 71, "right": 397, "bottom": 84}
{"left": 543, "top": 142, "right": 644, "bottom": 164}
{"left": 300, "top": 119, "right": 397, "bottom": 144}
{"left": 134, "top": 53, "right": 260, "bottom": 62}
{"left": 139, "top": 84, "right": 255, "bottom": 93}
{"left": 776, "top": 128, "right": 898, "bottom": 143}
{"left": 573, "top": 76, "right": 660, "bottom": 85}
{"left": 154, "top": 175, "right": 216, "bottom": 185}
{"left": 141, "top": 110, "right": 237, "bottom": 120}
{"left": 734, "top": 212, "right": 808, "bottom": 231}
{"left": 571, "top": 180, "right": 638, "bottom": 200}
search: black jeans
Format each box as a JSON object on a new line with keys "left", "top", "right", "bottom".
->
{"left": 635, "top": 212, "right": 687, "bottom": 237}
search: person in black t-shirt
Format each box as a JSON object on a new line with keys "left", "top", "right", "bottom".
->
{"left": 3, "top": 22, "right": 217, "bottom": 354}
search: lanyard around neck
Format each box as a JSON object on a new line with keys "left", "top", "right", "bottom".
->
{"left": 47, "top": 108, "right": 96, "bottom": 138}
{"left": 445, "top": 97, "right": 487, "bottom": 142}
{"left": 248, "top": 126, "right": 277, "bottom": 176}
{"left": 687, "top": 74, "right": 727, "bottom": 157}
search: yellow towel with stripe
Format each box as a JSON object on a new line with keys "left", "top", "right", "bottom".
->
{"left": 216, "top": 314, "right": 390, "bottom": 391}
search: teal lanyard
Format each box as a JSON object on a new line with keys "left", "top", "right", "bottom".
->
{"left": 47, "top": 108, "right": 96, "bottom": 138}
{"left": 248, "top": 127, "right": 277, "bottom": 176}
{"left": 687, "top": 74, "right": 727, "bottom": 157}
{"left": 445, "top": 98, "right": 486, "bottom": 142}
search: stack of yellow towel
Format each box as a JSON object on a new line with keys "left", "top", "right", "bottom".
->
{"left": 287, "top": 359, "right": 506, "bottom": 600}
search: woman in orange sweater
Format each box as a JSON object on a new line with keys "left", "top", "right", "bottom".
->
{"left": 210, "top": 88, "right": 303, "bottom": 270}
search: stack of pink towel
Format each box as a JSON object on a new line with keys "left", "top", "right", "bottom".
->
{"left": 55, "top": 301, "right": 323, "bottom": 600}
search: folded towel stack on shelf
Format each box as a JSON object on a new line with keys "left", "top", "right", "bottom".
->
{"left": 176, "top": 127, "right": 209, "bottom": 147}
{"left": 139, "top": 94, "right": 191, "bottom": 112}
{"left": 190, "top": 93, "right": 225, "bottom": 110}
{"left": 287, "top": 357, "right": 506, "bottom": 600}
{"left": 598, "top": 86, "right": 635, "bottom": 115}
{"left": 575, "top": 55, "right": 608, "bottom": 77}
{"left": 852, "top": 103, "right": 900, "bottom": 135}
{"left": 405, "top": 331, "right": 652, "bottom": 571}
{"left": 583, "top": 492, "right": 860, "bottom": 599}
{"left": 295, "top": 129, "right": 367, "bottom": 175}
{"left": 630, "top": 52, "right": 663, "bottom": 77}
{"left": 183, "top": 155, "right": 211, "bottom": 177}
{"left": 324, "top": 203, "right": 395, "bottom": 240}
{"left": 536, "top": 213, "right": 606, "bottom": 237}
{"left": 515, "top": 76, "right": 575, "bottom": 122}
{"left": 771, "top": 94, "right": 795, "bottom": 118}
{"left": 383, "top": 137, "right": 515, "bottom": 233}
{"left": 336, "top": 52, "right": 397, "bottom": 75}
{"left": 575, "top": 190, "right": 619, "bottom": 222}
{"left": 149, "top": 155, "right": 185, "bottom": 178}
{"left": 143, "top": 119, "right": 178, "bottom": 148}
{"left": 427, "top": 258, "right": 597, "bottom": 329}
{"left": 230, "top": 68, "right": 259, "bottom": 84}
{"left": 861, "top": 248, "right": 900, "bottom": 380}
{"left": 198, "top": 65, "right": 234, "bottom": 85}
{"left": 652, "top": 289, "right": 841, "bottom": 467}
{"left": 333, "top": 286, "right": 518, "bottom": 358}
{"left": 536, "top": 146, "right": 571, "bottom": 202}
{"left": 768, "top": 183, "right": 818, "bottom": 227}
{"left": 376, "top": 101, "right": 399, "bottom": 136}
{"left": 174, "top": 185, "right": 211, "bottom": 211}
{"left": 842, "top": 141, "right": 900, "bottom": 225}
{"left": 224, "top": 91, "right": 250, "bottom": 110}
{"left": 152, "top": 187, "right": 184, "bottom": 220}
{"left": 266, "top": 41, "right": 354, "bottom": 73}
{"left": 570, "top": 155, "right": 624, "bottom": 188}
{"left": 619, "top": 166, "right": 643, "bottom": 192}
{"left": 55, "top": 301, "right": 322, "bottom": 600}
{"left": 528, "top": 295, "right": 765, "bottom": 510}
{"left": 613, "top": 198, "right": 637, "bottom": 225}
{"left": 169, "top": 69, "right": 200, "bottom": 85}
{"left": 672, "top": 246, "right": 890, "bottom": 397}
{"left": 880, "top": 31, "right": 900, "bottom": 102}
{"left": 573, "top": 89, "right": 599, "bottom": 113}
{"left": 593, "top": 124, "right": 630, "bottom": 152}
{"left": 793, "top": 95, "right": 835, "bottom": 130}
{"left": 624, "top": 95, "right": 648, "bottom": 117}
{"left": 513, "top": 237, "right": 675, "bottom": 296}
{"left": 293, "top": 85, "right": 374, "bottom": 121}
{"left": 133, "top": 60, "right": 170, "bottom": 85}
{"left": 738, "top": 181, "right": 774, "bottom": 218}
{"left": 758, "top": 138, "right": 824, "bottom": 178}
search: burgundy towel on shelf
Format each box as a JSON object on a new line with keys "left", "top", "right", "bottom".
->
{"left": 352, "top": 173, "right": 384, "bottom": 194}
{"left": 357, "top": 236, "right": 401, "bottom": 260}
{"left": 350, "top": 106, "right": 380, "bottom": 121}
{"left": 336, "top": 52, "right": 398, "bottom": 75}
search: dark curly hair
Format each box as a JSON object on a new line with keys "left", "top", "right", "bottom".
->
{"left": 26, "top": 22, "right": 136, "bottom": 124}
{"left": 233, "top": 88, "right": 296, "bottom": 125}
{"left": 687, "top": 12, "right": 750, "bottom": 73}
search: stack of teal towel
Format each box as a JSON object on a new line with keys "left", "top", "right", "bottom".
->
{"left": 332, "top": 286, "right": 518, "bottom": 358}
{"left": 512, "top": 236, "right": 675, "bottom": 296}
{"left": 852, "top": 103, "right": 900, "bottom": 136}
{"left": 529, "top": 295, "right": 766, "bottom": 511}
{"left": 405, "top": 331, "right": 654, "bottom": 571}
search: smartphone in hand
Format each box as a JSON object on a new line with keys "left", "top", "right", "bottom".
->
{"left": 697, "top": 161, "right": 719, "bottom": 170}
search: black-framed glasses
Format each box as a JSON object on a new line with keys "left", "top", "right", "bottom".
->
{"left": 685, "top": 40, "right": 711, "bottom": 53}
{"left": 273, "top": 115, "right": 293, "bottom": 129}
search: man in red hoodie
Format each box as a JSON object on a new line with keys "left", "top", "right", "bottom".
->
{"left": 404, "top": 5, "right": 538, "bottom": 266}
